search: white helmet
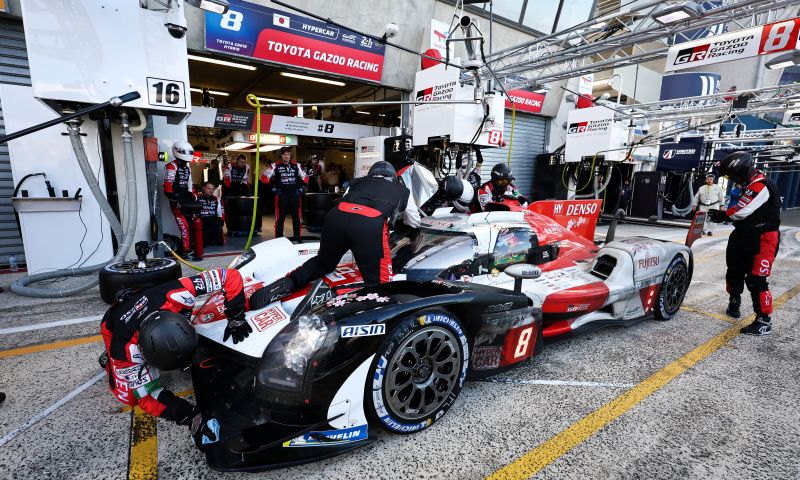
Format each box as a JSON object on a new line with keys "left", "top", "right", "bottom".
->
{"left": 172, "top": 141, "right": 194, "bottom": 162}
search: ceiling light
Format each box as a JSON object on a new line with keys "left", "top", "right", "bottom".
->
{"left": 280, "top": 72, "right": 346, "bottom": 86}
{"left": 653, "top": 2, "right": 704, "bottom": 25}
{"left": 378, "top": 113, "right": 386, "bottom": 117}
{"left": 190, "top": 87, "right": 229, "bottom": 96}
{"left": 256, "top": 97, "right": 293, "bottom": 104}
{"left": 766, "top": 51, "right": 800, "bottom": 69}
{"left": 224, "top": 142, "right": 255, "bottom": 150}
{"left": 187, "top": 54, "right": 256, "bottom": 71}
{"left": 356, "top": 110, "right": 371, "bottom": 114}
{"left": 185, "top": 0, "right": 229, "bottom": 14}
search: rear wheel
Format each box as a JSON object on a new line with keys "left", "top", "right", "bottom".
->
{"left": 654, "top": 254, "right": 690, "bottom": 320}
{"left": 366, "top": 310, "right": 468, "bottom": 433}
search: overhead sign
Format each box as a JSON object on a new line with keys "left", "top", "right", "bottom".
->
{"left": 430, "top": 19, "right": 454, "bottom": 59}
{"left": 666, "top": 18, "right": 800, "bottom": 71}
{"left": 783, "top": 109, "right": 800, "bottom": 126}
{"left": 205, "top": 0, "right": 386, "bottom": 82}
{"left": 656, "top": 136, "right": 704, "bottom": 172}
{"left": 565, "top": 106, "right": 624, "bottom": 162}
{"left": 230, "top": 131, "right": 297, "bottom": 145}
{"left": 505, "top": 89, "right": 545, "bottom": 114}
{"left": 214, "top": 109, "right": 256, "bottom": 129}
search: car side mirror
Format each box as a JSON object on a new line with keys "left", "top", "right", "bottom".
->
{"left": 504, "top": 264, "right": 542, "bottom": 293}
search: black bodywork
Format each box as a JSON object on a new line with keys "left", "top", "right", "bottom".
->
{"left": 192, "top": 279, "right": 542, "bottom": 472}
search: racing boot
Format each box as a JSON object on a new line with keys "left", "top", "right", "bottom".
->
{"left": 98, "top": 351, "right": 109, "bottom": 369}
{"left": 249, "top": 277, "right": 296, "bottom": 310}
{"left": 741, "top": 316, "right": 771, "bottom": 336}
{"left": 725, "top": 295, "right": 741, "bottom": 319}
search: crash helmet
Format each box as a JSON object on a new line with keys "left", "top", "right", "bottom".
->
{"left": 367, "top": 161, "right": 397, "bottom": 182}
{"left": 138, "top": 311, "right": 197, "bottom": 371}
{"left": 172, "top": 141, "right": 194, "bottom": 162}
{"left": 443, "top": 175, "right": 474, "bottom": 204}
{"left": 490, "top": 163, "right": 514, "bottom": 189}
{"left": 718, "top": 151, "right": 755, "bottom": 184}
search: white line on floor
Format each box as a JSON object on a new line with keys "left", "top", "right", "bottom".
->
{"left": 0, "top": 372, "right": 105, "bottom": 448}
{"left": 0, "top": 314, "right": 103, "bottom": 335}
{"left": 483, "top": 378, "right": 635, "bottom": 388}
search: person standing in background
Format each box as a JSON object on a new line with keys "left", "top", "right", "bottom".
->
{"left": 223, "top": 154, "right": 252, "bottom": 197}
{"left": 618, "top": 179, "right": 633, "bottom": 214}
{"left": 304, "top": 154, "right": 324, "bottom": 193}
{"left": 692, "top": 174, "right": 725, "bottom": 236}
{"left": 261, "top": 147, "right": 307, "bottom": 237}
{"left": 206, "top": 158, "right": 222, "bottom": 189}
{"left": 198, "top": 182, "right": 224, "bottom": 247}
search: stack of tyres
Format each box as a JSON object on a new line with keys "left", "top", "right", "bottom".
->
{"left": 302, "top": 192, "right": 341, "bottom": 231}
{"left": 225, "top": 196, "right": 262, "bottom": 236}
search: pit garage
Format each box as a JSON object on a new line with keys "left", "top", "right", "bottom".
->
{"left": 2, "top": 0, "right": 800, "bottom": 479}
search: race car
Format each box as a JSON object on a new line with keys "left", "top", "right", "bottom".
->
{"left": 187, "top": 199, "right": 696, "bottom": 471}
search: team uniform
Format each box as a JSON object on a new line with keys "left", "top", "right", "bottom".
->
{"left": 477, "top": 181, "right": 523, "bottom": 210}
{"left": 163, "top": 159, "right": 195, "bottom": 252}
{"left": 199, "top": 194, "right": 225, "bottom": 246}
{"left": 223, "top": 163, "right": 251, "bottom": 197}
{"left": 305, "top": 162, "right": 323, "bottom": 193}
{"left": 261, "top": 161, "right": 307, "bottom": 238}
{"left": 100, "top": 269, "right": 245, "bottom": 423}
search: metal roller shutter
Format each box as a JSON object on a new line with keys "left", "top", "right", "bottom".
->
{"left": 478, "top": 111, "right": 547, "bottom": 199}
{"left": 0, "top": 18, "right": 30, "bottom": 265}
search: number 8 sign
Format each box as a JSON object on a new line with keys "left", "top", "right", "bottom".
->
{"left": 759, "top": 19, "right": 800, "bottom": 55}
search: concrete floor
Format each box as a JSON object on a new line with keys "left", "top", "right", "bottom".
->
{"left": 1, "top": 222, "right": 799, "bottom": 479}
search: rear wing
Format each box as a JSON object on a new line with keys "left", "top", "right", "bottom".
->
{"left": 685, "top": 211, "right": 707, "bottom": 248}
{"left": 528, "top": 200, "right": 603, "bottom": 243}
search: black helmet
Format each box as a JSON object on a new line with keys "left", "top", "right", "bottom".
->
{"left": 443, "top": 175, "right": 464, "bottom": 200}
{"left": 719, "top": 151, "right": 755, "bottom": 184}
{"left": 138, "top": 311, "right": 197, "bottom": 371}
{"left": 367, "top": 161, "right": 397, "bottom": 181}
{"left": 491, "top": 163, "right": 514, "bottom": 188}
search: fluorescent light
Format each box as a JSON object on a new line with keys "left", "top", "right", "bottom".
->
{"left": 186, "top": 0, "right": 229, "bottom": 14}
{"left": 187, "top": 54, "right": 256, "bottom": 71}
{"left": 766, "top": 51, "right": 800, "bottom": 69}
{"left": 378, "top": 113, "right": 386, "bottom": 117}
{"left": 225, "top": 142, "right": 255, "bottom": 150}
{"left": 356, "top": 111, "right": 371, "bottom": 114}
{"left": 653, "top": 2, "right": 704, "bottom": 25}
{"left": 256, "top": 97, "right": 293, "bottom": 104}
{"left": 190, "top": 87, "right": 229, "bottom": 96}
{"left": 280, "top": 72, "right": 346, "bottom": 86}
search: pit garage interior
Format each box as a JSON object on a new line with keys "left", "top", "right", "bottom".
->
{"left": 1, "top": 0, "right": 800, "bottom": 479}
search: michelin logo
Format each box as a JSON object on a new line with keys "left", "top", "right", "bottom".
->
{"left": 341, "top": 324, "right": 386, "bottom": 338}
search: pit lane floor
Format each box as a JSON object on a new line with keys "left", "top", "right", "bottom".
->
{"left": 1, "top": 223, "right": 799, "bottom": 479}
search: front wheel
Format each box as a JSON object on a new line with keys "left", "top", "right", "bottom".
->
{"left": 366, "top": 310, "right": 469, "bottom": 434}
{"left": 654, "top": 254, "right": 690, "bottom": 320}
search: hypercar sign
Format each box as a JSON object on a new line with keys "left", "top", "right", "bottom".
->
{"left": 205, "top": 0, "right": 386, "bottom": 82}
{"left": 665, "top": 18, "right": 800, "bottom": 71}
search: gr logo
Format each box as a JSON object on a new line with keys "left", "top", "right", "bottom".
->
{"left": 341, "top": 324, "right": 386, "bottom": 338}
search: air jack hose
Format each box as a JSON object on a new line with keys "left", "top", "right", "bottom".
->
{"left": 244, "top": 94, "right": 264, "bottom": 252}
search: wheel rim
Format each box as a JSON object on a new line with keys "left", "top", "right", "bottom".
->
{"left": 108, "top": 258, "right": 173, "bottom": 274}
{"left": 662, "top": 263, "right": 688, "bottom": 314}
{"left": 384, "top": 326, "right": 462, "bottom": 421}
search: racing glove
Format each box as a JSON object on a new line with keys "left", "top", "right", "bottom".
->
{"left": 190, "top": 408, "right": 220, "bottom": 451}
{"left": 707, "top": 209, "right": 729, "bottom": 223}
{"left": 223, "top": 313, "right": 252, "bottom": 344}
{"left": 517, "top": 195, "right": 529, "bottom": 206}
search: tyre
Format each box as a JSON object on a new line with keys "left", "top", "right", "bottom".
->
{"left": 98, "top": 258, "right": 181, "bottom": 304}
{"left": 366, "top": 310, "right": 469, "bottom": 433}
{"left": 225, "top": 196, "right": 255, "bottom": 215}
{"left": 226, "top": 214, "right": 261, "bottom": 233}
{"left": 654, "top": 254, "right": 690, "bottom": 320}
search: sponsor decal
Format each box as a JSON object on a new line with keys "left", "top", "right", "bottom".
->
{"left": 341, "top": 324, "right": 386, "bottom": 338}
{"left": 638, "top": 255, "right": 660, "bottom": 270}
{"left": 120, "top": 296, "right": 148, "bottom": 324}
{"left": 505, "top": 89, "right": 545, "bottom": 114}
{"left": 485, "top": 302, "right": 513, "bottom": 313}
{"left": 472, "top": 346, "right": 501, "bottom": 370}
{"left": 297, "top": 249, "right": 319, "bottom": 256}
{"left": 250, "top": 306, "right": 287, "bottom": 332}
{"left": 326, "top": 292, "right": 390, "bottom": 307}
{"left": 566, "top": 303, "right": 590, "bottom": 313}
{"left": 662, "top": 148, "right": 696, "bottom": 159}
{"left": 283, "top": 425, "right": 368, "bottom": 447}
{"left": 415, "top": 81, "right": 456, "bottom": 102}
{"left": 431, "top": 279, "right": 460, "bottom": 289}
{"left": 567, "top": 119, "right": 611, "bottom": 135}
{"left": 213, "top": 109, "right": 255, "bottom": 130}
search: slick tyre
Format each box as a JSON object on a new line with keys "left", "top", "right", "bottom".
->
{"left": 654, "top": 254, "right": 690, "bottom": 320}
{"left": 98, "top": 258, "right": 181, "bottom": 304}
{"left": 366, "top": 310, "right": 469, "bottom": 434}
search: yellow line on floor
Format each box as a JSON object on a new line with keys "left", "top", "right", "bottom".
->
{"left": 119, "top": 389, "right": 194, "bottom": 413}
{"left": 680, "top": 305, "right": 738, "bottom": 325}
{"left": 128, "top": 406, "right": 158, "bottom": 480}
{"left": 487, "top": 282, "right": 800, "bottom": 480}
{"left": 0, "top": 335, "right": 102, "bottom": 359}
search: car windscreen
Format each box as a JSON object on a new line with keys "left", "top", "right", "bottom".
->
{"left": 390, "top": 228, "right": 477, "bottom": 281}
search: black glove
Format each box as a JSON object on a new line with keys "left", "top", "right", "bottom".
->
{"left": 190, "top": 408, "right": 219, "bottom": 451}
{"left": 706, "top": 209, "right": 729, "bottom": 223}
{"left": 517, "top": 195, "right": 529, "bottom": 205}
{"left": 223, "top": 313, "right": 252, "bottom": 344}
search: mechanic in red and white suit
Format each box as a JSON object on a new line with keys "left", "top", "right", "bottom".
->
{"left": 477, "top": 163, "right": 528, "bottom": 210}
{"left": 163, "top": 141, "right": 197, "bottom": 257}
{"left": 100, "top": 268, "right": 252, "bottom": 450}
{"left": 260, "top": 147, "right": 307, "bottom": 238}
{"left": 710, "top": 152, "right": 782, "bottom": 336}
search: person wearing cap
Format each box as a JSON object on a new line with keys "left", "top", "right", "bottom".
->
{"left": 252, "top": 161, "right": 409, "bottom": 305}
{"left": 260, "top": 147, "right": 307, "bottom": 238}
{"left": 692, "top": 173, "right": 725, "bottom": 236}
{"left": 304, "top": 154, "right": 324, "bottom": 193}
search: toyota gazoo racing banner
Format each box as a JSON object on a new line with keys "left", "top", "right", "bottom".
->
{"left": 529, "top": 200, "right": 603, "bottom": 242}
{"left": 665, "top": 18, "right": 800, "bottom": 71}
{"left": 205, "top": 0, "right": 386, "bottom": 82}
{"left": 505, "top": 89, "right": 545, "bottom": 114}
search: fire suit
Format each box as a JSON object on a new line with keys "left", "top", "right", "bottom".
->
{"left": 199, "top": 194, "right": 224, "bottom": 247}
{"left": 724, "top": 172, "right": 781, "bottom": 317}
{"left": 164, "top": 160, "right": 195, "bottom": 252}
{"left": 101, "top": 268, "right": 245, "bottom": 424}
{"left": 693, "top": 183, "right": 725, "bottom": 234}
{"left": 261, "top": 161, "right": 307, "bottom": 238}
{"left": 223, "top": 164, "right": 251, "bottom": 197}
{"left": 289, "top": 176, "right": 409, "bottom": 286}
{"left": 477, "top": 181, "right": 523, "bottom": 210}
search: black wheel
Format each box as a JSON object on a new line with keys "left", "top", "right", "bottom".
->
{"left": 98, "top": 258, "right": 181, "bottom": 304}
{"left": 225, "top": 196, "right": 255, "bottom": 215}
{"left": 366, "top": 310, "right": 469, "bottom": 433}
{"left": 654, "top": 254, "right": 690, "bottom": 320}
{"left": 226, "top": 214, "right": 261, "bottom": 233}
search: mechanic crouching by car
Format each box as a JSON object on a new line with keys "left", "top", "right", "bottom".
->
{"left": 163, "top": 141, "right": 198, "bottom": 259}
{"left": 253, "top": 161, "right": 409, "bottom": 305}
{"left": 100, "top": 268, "right": 253, "bottom": 450}
{"left": 478, "top": 163, "right": 528, "bottom": 210}
{"left": 709, "top": 151, "right": 782, "bottom": 336}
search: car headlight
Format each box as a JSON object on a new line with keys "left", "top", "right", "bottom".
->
{"left": 284, "top": 314, "right": 328, "bottom": 375}
{"left": 229, "top": 247, "right": 255, "bottom": 269}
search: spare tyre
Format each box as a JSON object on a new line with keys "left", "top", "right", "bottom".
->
{"left": 99, "top": 258, "right": 181, "bottom": 304}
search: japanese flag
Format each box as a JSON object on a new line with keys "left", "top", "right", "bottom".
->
{"left": 273, "top": 13, "right": 290, "bottom": 28}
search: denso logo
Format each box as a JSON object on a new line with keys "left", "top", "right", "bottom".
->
{"left": 341, "top": 324, "right": 386, "bottom": 338}
{"left": 566, "top": 203, "right": 598, "bottom": 216}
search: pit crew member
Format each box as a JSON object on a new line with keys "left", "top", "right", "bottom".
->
{"left": 478, "top": 163, "right": 528, "bottom": 210}
{"left": 163, "top": 141, "right": 197, "bottom": 257}
{"left": 261, "top": 147, "right": 307, "bottom": 238}
{"left": 223, "top": 154, "right": 252, "bottom": 197}
{"left": 199, "top": 181, "right": 224, "bottom": 247}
